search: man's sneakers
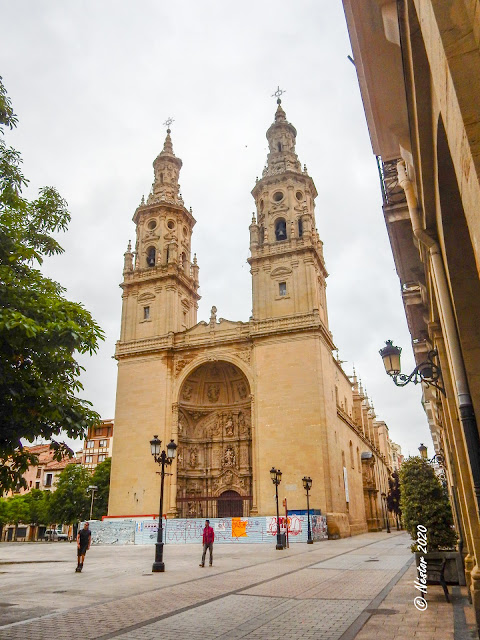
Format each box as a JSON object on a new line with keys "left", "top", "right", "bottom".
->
{"left": 75, "top": 564, "right": 83, "bottom": 572}
{"left": 199, "top": 563, "right": 204, "bottom": 567}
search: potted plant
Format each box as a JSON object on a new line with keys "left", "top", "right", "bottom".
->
{"left": 399, "top": 456, "right": 463, "bottom": 585}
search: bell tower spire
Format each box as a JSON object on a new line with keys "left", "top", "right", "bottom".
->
{"left": 248, "top": 94, "right": 329, "bottom": 327}
{"left": 118, "top": 119, "right": 200, "bottom": 343}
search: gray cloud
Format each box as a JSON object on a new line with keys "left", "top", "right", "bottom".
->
{"left": 1, "top": 0, "right": 431, "bottom": 458}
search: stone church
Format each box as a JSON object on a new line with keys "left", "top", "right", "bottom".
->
{"left": 108, "top": 99, "right": 394, "bottom": 537}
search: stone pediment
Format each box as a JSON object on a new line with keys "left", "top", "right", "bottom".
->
{"left": 138, "top": 292, "right": 155, "bottom": 302}
{"left": 270, "top": 266, "right": 292, "bottom": 278}
{"left": 185, "top": 321, "right": 209, "bottom": 335}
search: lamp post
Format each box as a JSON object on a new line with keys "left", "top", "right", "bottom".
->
{"left": 150, "top": 436, "right": 177, "bottom": 572}
{"left": 270, "top": 467, "right": 284, "bottom": 550}
{"left": 379, "top": 340, "right": 445, "bottom": 395}
{"left": 302, "top": 476, "right": 313, "bottom": 544}
{"left": 381, "top": 492, "right": 391, "bottom": 533}
{"left": 87, "top": 485, "right": 98, "bottom": 521}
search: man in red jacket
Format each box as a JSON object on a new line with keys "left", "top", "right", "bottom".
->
{"left": 199, "top": 519, "right": 215, "bottom": 567}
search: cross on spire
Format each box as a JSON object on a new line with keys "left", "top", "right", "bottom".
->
{"left": 163, "top": 117, "right": 175, "bottom": 133}
{"left": 271, "top": 86, "right": 286, "bottom": 104}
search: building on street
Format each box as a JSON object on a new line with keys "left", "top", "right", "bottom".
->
{"left": 342, "top": 0, "right": 480, "bottom": 631}
{"left": 109, "top": 100, "right": 395, "bottom": 538}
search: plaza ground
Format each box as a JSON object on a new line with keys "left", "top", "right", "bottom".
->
{"left": 0, "top": 531, "right": 476, "bottom": 639}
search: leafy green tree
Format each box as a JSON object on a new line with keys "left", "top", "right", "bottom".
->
{"left": 49, "top": 464, "right": 91, "bottom": 524}
{"left": 5, "top": 494, "right": 30, "bottom": 539}
{"left": 91, "top": 457, "right": 111, "bottom": 519}
{"left": 23, "top": 489, "right": 51, "bottom": 526}
{"left": 0, "top": 497, "right": 8, "bottom": 538}
{"left": 0, "top": 77, "right": 104, "bottom": 492}
{"left": 399, "top": 456, "right": 457, "bottom": 551}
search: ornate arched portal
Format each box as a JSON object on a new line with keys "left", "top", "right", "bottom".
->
{"left": 177, "top": 361, "right": 252, "bottom": 518}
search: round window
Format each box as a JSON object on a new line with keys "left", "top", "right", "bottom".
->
{"left": 295, "top": 191, "right": 303, "bottom": 201}
{"left": 147, "top": 219, "right": 157, "bottom": 230}
{"left": 273, "top": 191, "right": 284, "bottom": 202}
{"left": 167, "top": 220, "right": 175, "bottom": 230}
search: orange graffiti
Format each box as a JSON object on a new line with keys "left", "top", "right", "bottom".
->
{"left": 231, "top": 517, "right": 248, "bottom": 538}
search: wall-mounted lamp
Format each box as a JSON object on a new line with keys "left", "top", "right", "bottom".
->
{"left": 379, "top": 340, "right": 445, "bottom": 395}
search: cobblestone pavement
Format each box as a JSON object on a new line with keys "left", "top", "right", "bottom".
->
{"left": 0, "top": 532, "right": 471, "bottom": 639}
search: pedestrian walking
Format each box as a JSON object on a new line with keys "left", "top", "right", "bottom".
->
{"left": 199, "top": 519, "right": 214, "bottom": 567}
{"left": 76, "top": 522, "right": 91, "bottom": 572}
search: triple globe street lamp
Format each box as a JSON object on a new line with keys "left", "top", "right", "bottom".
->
{"left": 150, "top": 435, "right": 177, "bottom": 572}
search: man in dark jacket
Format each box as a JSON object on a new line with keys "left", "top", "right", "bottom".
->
{"left": 75, "top": 522, "right": 91, "bottom": 572}
{"left": 199, "top": 519, "right": 215, "bottom": 567}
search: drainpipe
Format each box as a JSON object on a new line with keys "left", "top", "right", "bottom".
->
{"left": 397, "top": 160, "right": 480, "bottom": 515}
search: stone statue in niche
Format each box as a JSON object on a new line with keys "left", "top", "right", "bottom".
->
{"left": 224, "top": 414, "right": 234, "bottom": 437}
{"left": 178, "top": 412, "right": 187, "bottom": 434}
{"left": 238, "top": 411, "right": 250, "bottom": 436}
{"left": 177, "top": 448, "right": 184, "bottom": 468}
{"left": 189, "top": 447, "right": 198, "bottom": 468}
{"left": 207, "top": 384, "right": 220, "bottom": 403}
{"left": 223, "top": 447, "right": 236, "bottom": 468}
{"left": 187, "top": 502, "right": 197, "bottom": 517}
{"left": 182, "top": 385, "right": 193, "bottom": 401}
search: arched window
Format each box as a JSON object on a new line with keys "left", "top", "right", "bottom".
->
{"left": 259, "top": 226, "right": 265, "bottom": 245}
{"left": 181, "top": 252, "right": 187, "bottom": 272}
{"left": 146, "top": 246, "right": 156, "bottom": 267}
{"left": 277, "top": 142, "right": 282, "bottom": 152}
{"left": 298, "top": 218, "right": 303, "bottom": 237}
{"left": 349, "top": 441, "right": 354, "bottom": 468}
{"left": 275, "top": 218, "right": 287, "bottom": 241}
{"left": 357, "top": 447, "right": 361, "bottom": 471}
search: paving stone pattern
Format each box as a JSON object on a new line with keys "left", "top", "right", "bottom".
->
{"left": 0, "top": 533, "right": 413, "bottom": 640}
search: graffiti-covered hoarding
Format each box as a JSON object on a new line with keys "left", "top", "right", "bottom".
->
{"left": 87, "top": 514, "right": 328, "bottom": 545}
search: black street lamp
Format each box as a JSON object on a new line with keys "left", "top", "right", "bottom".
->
{"left": 87, "top": 485, "right": 98, "bottom": 521}
{"left": 150, "top": 435, "right": 177, "bottom": 572}
{"left": 270, "top": 467, "right": 284, "bottom": 550}
{"left": 381, "top": 492, "right": 391, "bottom": 533}
{"left": 302, "top": 476, "right": 313, "bottom": 544}
{"left": 379, "top": 340, "right": 445, "bottom": 395}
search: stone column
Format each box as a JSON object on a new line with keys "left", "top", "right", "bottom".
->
{"left": 168, "top": 402, "right": 179, "bottom": 517}
{"left": 249, "top": 393, "right": 259, "bottom": 515}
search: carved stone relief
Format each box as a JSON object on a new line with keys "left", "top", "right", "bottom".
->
{"left": 224, "top": 414, "right": 234, "bottom": 437}
{"left": 189, "top": 447, "right": 198, "bottom": 468}
{"left": 237, "top": 382, "right": 248, "bottom": 400}
{"left": 182, "top": 385, "right": 193, "bottom": 401}
{"left": 223, "top": 447, "right": 236, "bottom": 468}
{"left": 207, "top": 384, "right": 220, "bottom": 403}
{"left": 177, "top": 361, "right": 252, "bottom": 517}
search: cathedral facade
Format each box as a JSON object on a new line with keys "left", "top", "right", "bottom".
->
{"left": 108, "top": 100, "right": 393, "bottom": 538}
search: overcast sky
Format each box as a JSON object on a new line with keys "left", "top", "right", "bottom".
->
{"left": 2, "top": 0, "right": 432, "bottom": 458}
